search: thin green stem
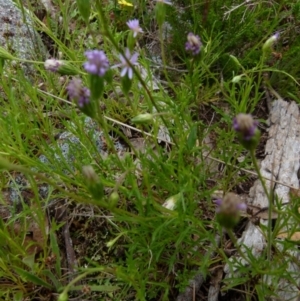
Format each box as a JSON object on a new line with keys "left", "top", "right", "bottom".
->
{"left": 189, "top": 58, "right": 197, "bottom": 103}
{"left": 94, "top": 0, "right": 178, "bottom": 147}
{"left": 0, "top": 157, "right": 160, "bottom": 224}
{"left": 250, "top": 149, "right": 272, "bottom": 261}
{"left": 227, "top": 229, "right": 249, "bottom": 264}
{"left": 250, "top": 149, "right": 270, "bottom": 200}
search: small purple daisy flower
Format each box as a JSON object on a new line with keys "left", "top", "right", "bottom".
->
{"left": 185, "top": 33, "right": 202, "bottom": 55}
{"left": 127, "top": 19, "right": 143, "bottom": 38}
{"left": 66, "top": 78, "right": 90, "bottom": 108}
{"left": 115, "top": 48, "right": 139, "bottom": 79}
{"left": 83, "top": 50, "right": 109, "bottom": 77}
{"left": 233, "top": 114, "right": 259, "bottom": 141}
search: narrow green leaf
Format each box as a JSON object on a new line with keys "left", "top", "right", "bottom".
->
{"left": 22, "top": 253, "right": 35, "bottom": 270}
{"left": 187, "top": 125, "right": 198, "bottom": 150}
{"left": 14, "top": 267, "right": 53, "bottom": 289}
{"left": 71, "top": 285, "right": 120, "bottom": 292}
{"left": 13, "top": 291, "right": 23, "bottom": 301}
{"left": 50, "top": 228, "right": 61, "bottom": 278}
{"left": 42, "top": 269, "right": 62, "bottom": 290}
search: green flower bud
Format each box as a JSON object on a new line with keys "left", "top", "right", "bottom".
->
{"left": 231, "top": 74, "right": 244, "bottom": 83}
{"left": 106, "top": 232, "right": 124, "bottom": 248}
{"left": 155, "top": 2, "right": 167, "bottom": 27}
{"left": 82, "top": 165, "right": 104, "bottom": 200}
{"left": 229, "top": 55, "right": 244, "bottom": 70}
{"left": 262, "top": 32, "right": 279, "bottom": 53}
{"left": 58, "top": 291, "right": 68, "bottom": 301}
{"left": 109, "top": 191, "right": 119, "bottom": 208}
{"left": 44, "top": 59, "right": 79, "bottom": 75}
{"left": 131, "top": 113, "right": 153, "bottom": 124}
{"left": 162, "top": 193, "right": 182, "bottom": 210}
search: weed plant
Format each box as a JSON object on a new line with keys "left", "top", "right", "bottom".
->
{"left": 0, "top": 0, "right": 299, "bottom": 300}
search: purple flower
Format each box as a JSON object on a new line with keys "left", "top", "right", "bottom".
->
{"left": 214, "top": 193, "right": 247, "bottom": 229}
{"left": 66, "top": 78, "right": 90, "bottom": 108}
{"left": 185, "top": 33, "right": 202, "bottom": 55}
{"left": 233, "top": 113, "right": 258, "bottom": 141}
{"left": 127, "top": 19, "right": 143, "bottom": 38}
{"left": 83, "top": 50, "right": 109, "bottom": 77}
{"left": 214, "top": 197, "right": 247, "bottom": 212}
{"left": 115, "top": 48, "right": 139, "bottom": 79}
{"left": 272, "top": 32, "right": 280, "bottom": 41}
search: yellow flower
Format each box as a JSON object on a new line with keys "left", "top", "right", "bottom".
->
{"left": 118, "top": 0, "right": 133, "bottom": 6}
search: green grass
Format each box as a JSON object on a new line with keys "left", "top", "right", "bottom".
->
{"left": 0, "top": 0, "right": 300, "bottom": 300}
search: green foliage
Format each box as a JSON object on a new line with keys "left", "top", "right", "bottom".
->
{"left": 0, "top": 0, "right": 299, "bottom": 300}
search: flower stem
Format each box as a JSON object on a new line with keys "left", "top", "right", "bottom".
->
{"left": 226, "top": 228, "right": 249, "bottom": 264}
{"left": 94, "top": 0, "right": 178, "bottom": 147}
{"left": 250, "top": 149, "right": 273, "bottom": 261}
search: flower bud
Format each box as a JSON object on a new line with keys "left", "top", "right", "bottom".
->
{"left": 185, "top": 33, "right": 202, "bottom": 56}
{"left": 162, "top": 193, "right": 181, "bottom": 210}
{"left": 231, "top": 74, "right": 244, "bottom": 83}
{"left": 58, "top": 291, "right": 68, "bottom": 301}
{"left": 155, "top": 1, "right": 168, "bottom": 27}
{"left": 262, "top": 32, "right": 279, "bottom": 53}
{"left": 229, "top": 55, "right": 243, "bottom": 69}
{"left": 109, "top": 191, "right": 119, "bottom": 208}
{"left": 233, "top": 113, "right": 260, "bottom": 151}
{"left": 44, "top": 59, "right": 79, "bottom": 75}
{"left": 106, "top": 233, "right": 123, "bottom": 248}
{"left": 214, "top": 193, "right": 247, "bottom": 229}
{"left": 131, "top": 113, "right": 153, "bottom": 124}
{"left": 82, "top": 165, "right": 99, "bottom": 183}
{"left": 82, "top": 165, "right": 104, "bottom": 200}
{"left": 66, "top": 78, "right": 96, "bottom": 118}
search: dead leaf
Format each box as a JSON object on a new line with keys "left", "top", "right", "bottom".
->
{"left": 277, "top": 232, "right": 300, "bottom": 241}
{"left": 243, "top": 204, "right": 280, "bottom": 220}
{"left": 130, "top": 138, "right": 146, "bottom": 152}
{"left": 289, "top": 187, "right": 300, "bottom": 198}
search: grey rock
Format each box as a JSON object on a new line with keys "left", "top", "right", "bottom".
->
{"left": 224, "top": 99, "right": 300, "bottom": 300}
{"left": 39, "top": 117, "right": 124, "bottom": 170}
{"left": 2, "top": 117, "right": 125, "bottom": 209}
{"left": 0, "top": 0, "right": 46, "bottom": 76}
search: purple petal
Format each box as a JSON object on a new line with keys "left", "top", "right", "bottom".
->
{"left": 131, "top": 52, "right": 139, "bottom": 64}
{"left": 128, "top": 68, "right": 133, "bottom": 79}
{"left": 125, "top": 48, "right": 131, "bottom": 58}
{"left": 120, "top": 67, "right": 128, "bottom": 77}
{"left": 237, "top": 203, "right": 247, "bottom": 211}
